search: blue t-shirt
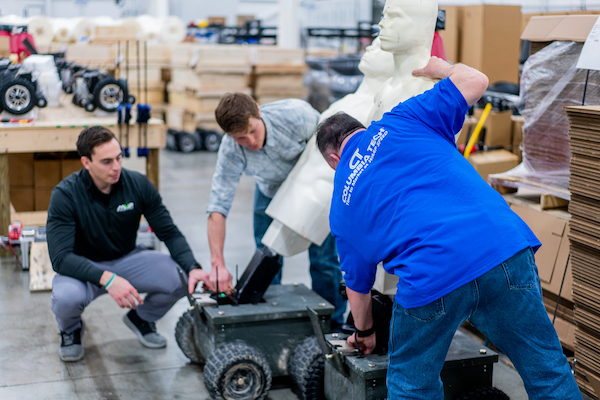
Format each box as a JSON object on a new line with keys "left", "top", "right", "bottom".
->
{"left": 329, "top": 78, "right": 541, "bottom": 308}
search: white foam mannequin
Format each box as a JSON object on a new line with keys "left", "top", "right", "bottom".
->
{"left": 367, "top": 0, "right": 439, "bottom": 123}
{"left": 261, "top": 38, "right": 395, "bottom": 256}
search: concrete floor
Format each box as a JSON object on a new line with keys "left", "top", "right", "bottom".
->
{"left": 0, "top": 149, "right": 579, "bottom": 400}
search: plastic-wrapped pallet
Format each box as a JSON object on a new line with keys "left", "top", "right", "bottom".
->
{"left": 519, "top": 41, "right": 600, "bottom": 191}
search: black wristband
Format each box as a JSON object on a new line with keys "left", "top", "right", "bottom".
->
{"left": 356, "top": 325, "right": 375, "bottom": 337}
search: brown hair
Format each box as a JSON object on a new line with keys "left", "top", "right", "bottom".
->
{"left": 215, "top": 92, "right": 260, "bottom": 134}
{"left": 76, "top": 126, "right": 117, "bottom": 160}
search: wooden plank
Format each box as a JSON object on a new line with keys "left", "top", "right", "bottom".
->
{"left": 11, "top": 211, "right": 47, "bottom": 227}
{"left": 146, "top": 148, "right": 159, "bottom": 190}
{"left": 29, "top": 241, "right": 55, "bottom": 291}
{"left": 0, "top": 153, "right": 11, "bottom": 257}
{"left": 541, "top": 193, "right": 570, "bottom": 210}
{"left": 0, "top": 120, "right": 165, "bottom": 153}
{"left": 0, "top": 153, "right": 9, "bottom": 246}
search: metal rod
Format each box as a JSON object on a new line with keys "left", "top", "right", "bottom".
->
{"left": 582, "top": 69, "right": 590, "bottom": 106}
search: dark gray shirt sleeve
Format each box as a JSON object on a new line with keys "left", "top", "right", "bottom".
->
{"left": 47, "top": 187, "right": 105, "bottom": 285}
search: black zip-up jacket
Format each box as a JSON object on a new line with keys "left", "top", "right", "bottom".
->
{"left": 47, "top": 168, "right": 197, "bottom": 286}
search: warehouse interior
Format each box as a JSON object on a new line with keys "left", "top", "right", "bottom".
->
{"left": 1, "top": 0, "right": 600, "bottom": 399}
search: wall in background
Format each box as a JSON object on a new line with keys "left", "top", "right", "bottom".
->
{"left": 0, "top": 0, "right": 598, "bottom": 28}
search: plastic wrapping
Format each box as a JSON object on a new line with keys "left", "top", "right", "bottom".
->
{"left": 491, "top": 41, "right": 600, "bottom": 197}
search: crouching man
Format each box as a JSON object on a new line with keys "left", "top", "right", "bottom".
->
{"left": 47, "top": 126, "right": 211, "bottom": 362}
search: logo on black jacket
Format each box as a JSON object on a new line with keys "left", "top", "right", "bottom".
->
{"left": 116, "top": 202, "right": 135, "bottom": 213}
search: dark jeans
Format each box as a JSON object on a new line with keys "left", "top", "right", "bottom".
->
{"left": 253, "top": 186, "right": 347, "bottom": 326}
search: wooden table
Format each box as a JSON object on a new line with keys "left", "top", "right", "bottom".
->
{"left": 0, "top": 99, "right": 166, "bottom": 232}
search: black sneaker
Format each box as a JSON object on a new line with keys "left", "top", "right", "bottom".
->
{"left": 58, "top": 321, "right": 85, "bottom": 362}
{"left": 123, "top": 309, "right": 166, "bottom": 348}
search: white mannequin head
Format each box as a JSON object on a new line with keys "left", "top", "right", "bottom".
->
{"left": 378, "top": 0, "right": 438, "bottom": 54}
{"left": 358, "top": 37, "right": 395, "bottom": 79}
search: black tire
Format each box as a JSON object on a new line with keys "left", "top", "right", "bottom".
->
{"left": 0, "top": 77, "right": 36, "bottom": 115}
{"left": 37, "top": 96, "right": 47, "bottom": 108}
{"left": 204, "top": 341, "right": 272, "bottom": 400}
{"left": 289, "top": 336, "right": 325, "bottom": 400}
{"left": 177, "top": 132, "right": 197, "bottom": 153}
{"left": 454, "top": 386, "right": 510, "bottom": 400}
{"left": 92, "top": 77, "right": 124, "bottom": 112}
{"left": 204, "top": 131, "right": 223, "bottom": 152}
{"left": 127, "top": 94, "right": 136, "bottom": 104}
{"left": 174, "top": 309, "right": 205, "bottom": 364}
{"left": 84, "top": 100, "right": 96, "bottom": 112}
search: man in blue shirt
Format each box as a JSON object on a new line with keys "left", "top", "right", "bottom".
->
{"left": 316, "top": 57, "right": 582, "bottom": 399}
{"left": 200, "top": 93, "right": 346, "bottom": 327}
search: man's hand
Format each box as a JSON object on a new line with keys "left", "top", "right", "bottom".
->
{"left": 207, "top": 212, "right": 233, "bottom": 294}
{"left": 347, "top": 331, "right": 377, "bottom": 355}
{"left": 105, "top": 275, "right": 144, "bottom": 309}
{"left": 413, "top": 56, "right": 489, "bottom": 107}
{"left": 188, "top": 268, "right": 211, "bottom": 294}
{"left": 210, "top": 265, "right": 233, "bottom": 295}
{"left": 412, "top": 56, "right": 452, "bottom": 81}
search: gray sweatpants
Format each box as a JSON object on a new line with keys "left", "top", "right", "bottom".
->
{"left": 51, "top": 247, "right": 185, "bottom": 333}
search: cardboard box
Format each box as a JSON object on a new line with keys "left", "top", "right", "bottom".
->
{"left": 10, "top": 187, "right": 34, "bottom": 212}
{"left": 468, "top": 149, "right": 519, "bottom": 182}
{"left": 34, "top": 159, "right": 61, "bottom": 188}
{"left": 511, "top": 115, "right": 524, "bottom": 162}
{"left": 8, "top": 153, "right": 35, "bottom": 187}
{"left": 460, "top": 5, "right": 522, "bottom": 84}
{"left": 35, "top": 188, "right": 53, "bottom": 211}
{"left": 522, "top": 11, "right": 600, "bottom": 35}
{"left": 0, "top": 36, "right": 10, "bottom": 58}
{"left": 521, "top": 15, "right": 599, "bottom": 55}
{"left": 438, "top": 6, "right": 461, "bottom": 63}
{"left": 61, "top": 158, "right": 82, "bottom": 179}
{"left": 456, "top": 108, "right": 512, "bottom": 149}
{"left": 505, "top": 197, "right": 573, "bottom": 303}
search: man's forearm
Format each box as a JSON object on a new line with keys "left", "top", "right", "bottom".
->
{"left": 207, "top": 212, "right": 227, "bottom": 266}
{"left": 347, "top": 287, "right": 373, "bottom": 331}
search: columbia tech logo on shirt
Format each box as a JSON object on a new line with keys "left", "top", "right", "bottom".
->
{"left": 116, "top": 202, "right": 135, "bottom": 213}
{"left": 342, "top": 128, "right": 388, "bottom": 206}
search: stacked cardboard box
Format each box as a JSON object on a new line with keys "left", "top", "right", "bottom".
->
{"left": 252, "top": 47, "right": 308, "bottom": 105}
{"left": 566, "top": 105, "right": 600, "bottom": 400}
{"left": 168, "top": 44, "right": 253, "bottom": 131}
{"left": 9, "top": 153, "right": 82, "bottom": 212}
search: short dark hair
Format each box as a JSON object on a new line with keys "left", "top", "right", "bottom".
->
{"left": 316, "top": 112, "right": 365, "bottom": 162}
{"left": 76, "top": 126, "right": 117, "bottom": 160}
{"left": 215, "top": 92, "right": 260, "bottom": 134}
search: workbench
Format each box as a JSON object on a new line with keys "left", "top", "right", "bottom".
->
{"left": 0, "top": 98, "right": 166, "bottom": 233}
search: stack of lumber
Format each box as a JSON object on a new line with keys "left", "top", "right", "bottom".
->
{"left": 252, "top": 47, "right": 308, "bottom": 104}
{"left": 167, "top": 44, "right": 253, "bottom": 131}
{"left": 566, "top": 105, "right": 600, "bottom": 400}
